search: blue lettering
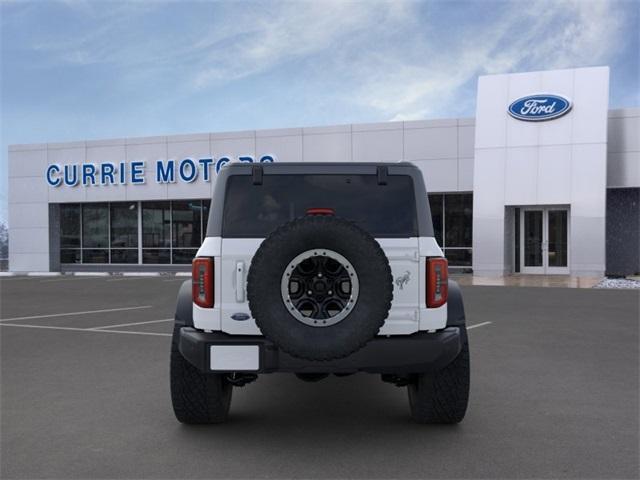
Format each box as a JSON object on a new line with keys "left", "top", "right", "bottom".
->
{"left": 46, "top": 164, "right": 61, "bottom": 187}
{"left": 260, "top": 155, "right": 275, "bottom": 163}
{"left": 119, "top": 161, "right": 126, "bottom": 184}
{"left": 198, "top": 158, "right": 213, "bottom": 182}
{"left": 130, "top": 161, "right": 145, "bottom": 184}
{"left": 156, "top": 159, "right": 175, "bottom": 183}
{"left": 179, "top": 158, "right": 197, "bottom": 183}
{"left": 239, "top": 156, "right": 254, "bottom": 163}
{"left": 101, "top": 162, "right": 115, "bottom": 185}
{"left": 64, "top": 164, "right": 78, "bottom": 186}
{"left": 215, "top": 157, "right": 231, "bottom": 174}
{"left": 82, "top": 164, "right": 97, "bottom": 186}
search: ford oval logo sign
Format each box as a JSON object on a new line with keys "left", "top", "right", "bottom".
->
{"left": 508, "top": 94, "right": 572, "bottom": 121}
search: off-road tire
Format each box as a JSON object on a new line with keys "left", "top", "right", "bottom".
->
{"left": 408, "top": 337, "right": 470, "bottom": 424}
{"left": 247, "top": 215, "right": 393, "bottom": 361}
{"left": 170, "top": 325, "right": 233, "bottom": 424}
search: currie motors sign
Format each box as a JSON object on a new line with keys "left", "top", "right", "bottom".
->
{"left": 45, "top": 154, "right": 276, "bottom": 187}
{"left": 508, "top": 94, "right": 572, "bottom": 122}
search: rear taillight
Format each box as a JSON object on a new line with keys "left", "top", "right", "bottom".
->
{"left": 192, "top": 257, "right": 214, "bottom": 308}
{"left": 426, "top": 257, "right": 448, "bottom": 308}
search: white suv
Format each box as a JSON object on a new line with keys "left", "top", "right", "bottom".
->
{"left": 171, "top": 162, "right": 469, "bottom": 424}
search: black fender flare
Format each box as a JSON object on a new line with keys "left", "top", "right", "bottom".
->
{"left": 175, "top": 280, "right": 193, "bottom": 327}
{"left": 446, "top": 279, "right": 466, "bottom": 327}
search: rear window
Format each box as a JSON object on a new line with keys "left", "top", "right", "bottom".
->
{"left": 222, "top": 174, "right": 418, "bottom": 237}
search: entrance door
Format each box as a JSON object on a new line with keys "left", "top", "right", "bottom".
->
{"left": 520, "top": 208, "right": 569, "bottom": 274}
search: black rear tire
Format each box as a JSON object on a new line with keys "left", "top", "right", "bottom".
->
{"left": 407, "top": 337, "right": 470, "bottom": 424}
{"left": 170, "top": 325, "right": 233, "bottom": 424}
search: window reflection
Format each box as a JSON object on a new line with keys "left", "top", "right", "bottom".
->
{"left": 82, "top": 204, "right": 109, "bottom": 248}
{"left": 142, "top": 202, "right": 171, "bottom": 248}
{"left": 548, "top": 210, "right": 568, "bottom": 267}
{"left": 172, "top": 201, "right": 202, "bottom": 248}
{"left": 428, "top": 194, "right": 443, "bottom": 246}
{"left": 445, "top": 194, "right": 473, "bottom": 248}
{"left": 428, "top": 193, "right": 473, "bottom": 267}
{"left": 60, "top": 204, "right": 81, "bottom": 248}
{"left": 111, "top": 203, "right": 138, "bottom": 248}
{"left": 59, "top": 200, "right": 209, "bottom": 265}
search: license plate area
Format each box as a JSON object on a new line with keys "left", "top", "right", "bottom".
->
{"left": 209, "top": 345, "right": 260, "bottom": 371}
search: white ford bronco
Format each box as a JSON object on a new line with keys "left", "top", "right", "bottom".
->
{"left": 171, "top": 162, "right": 469, "bottom": 424}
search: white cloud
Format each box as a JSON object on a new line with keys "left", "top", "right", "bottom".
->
{"left": 349, "top": 0, "right": 626, "bottom": 120}
{"left": 190, "top": 1, "right": 412, "bottom": 89}
{"left": 15, "top": 0, "right": 630, "bottom": 121}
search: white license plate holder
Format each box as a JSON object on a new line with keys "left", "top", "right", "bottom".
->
{"left": 209, "top": 345, "right": 260, "bottom": 371}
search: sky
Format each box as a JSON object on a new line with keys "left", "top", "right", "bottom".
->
{"left": 1, "top": 0, "right": 639, "bottom": 224}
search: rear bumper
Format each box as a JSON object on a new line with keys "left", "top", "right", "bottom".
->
{"left": 178, "top": 327, "right": 463, "bottom": 374}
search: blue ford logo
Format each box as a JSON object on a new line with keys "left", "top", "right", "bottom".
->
{"left": 508, "top": 94, "right": 572, "bottom": 121}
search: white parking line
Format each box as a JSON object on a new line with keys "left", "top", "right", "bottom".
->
{"left": 467, "top": 321, "right": 493, "bottom": 330}
{"left": 91, "top": 318, "right": 174, "bottom": 330}
{"left": 0, "top": 323, "right": 171, "bottom": 337}
{"left": 0, "top": 306, "right": 152, "bottom": 323}
{"left": 41, "top": 277, "right": 108, "bottom": 283}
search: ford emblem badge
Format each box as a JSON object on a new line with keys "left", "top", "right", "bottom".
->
{"left": 508, "top": 94, "right": 572, "bottom": 121}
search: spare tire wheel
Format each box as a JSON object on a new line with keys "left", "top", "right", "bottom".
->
{"left": 247, "top": 215, "right": 393, "bottom": 361}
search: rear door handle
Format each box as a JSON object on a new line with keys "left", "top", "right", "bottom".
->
{"left": 235, "top": 261, "right": 244, "bottom": 302}
{"left": 236, "top": 261, "right": 245, "bottom": 302}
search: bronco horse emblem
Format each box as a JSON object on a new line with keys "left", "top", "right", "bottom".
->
{"left": 395, "top": 270, "right": 411, "bottom": 290}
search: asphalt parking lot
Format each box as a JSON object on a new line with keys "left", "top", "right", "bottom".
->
{"left": 1, "top": 276, "right": 638, "bottom": 479}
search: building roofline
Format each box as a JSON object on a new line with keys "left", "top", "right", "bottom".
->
{"left": 8, "top": 106, "right": 640, "bottom": 151}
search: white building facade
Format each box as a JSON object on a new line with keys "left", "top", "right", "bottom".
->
{"left": 8, "top": 66, "right": 640, "bottom": 276}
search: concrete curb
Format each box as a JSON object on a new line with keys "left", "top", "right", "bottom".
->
{"left": 121, "top": 272, "right": 161, "bottom": 277}
{"left": 2, "top": 271, "right": 189, "bottom": 277}
{"left": 71, "top": 272, "right": 110, "bottom": 276}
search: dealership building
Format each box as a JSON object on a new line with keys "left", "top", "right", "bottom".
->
{"left": 7, "top": 66, "right": 640, "bottom": 276}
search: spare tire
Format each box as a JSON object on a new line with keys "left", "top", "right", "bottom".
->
{"left": 247, "top": 216, "right": 393, "bottom": 361}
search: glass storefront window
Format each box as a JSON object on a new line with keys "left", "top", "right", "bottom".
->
{"left": 202, "top": 200, "right": 211, "bottom": 233}
{"left": 172, "top": 248, "right": 197, "bottom": 264}
{"left": 60, "top": 249, "right": 81, "bottom": 264}
{"left": 172, "top": 201, "right": 202, "bottom": 248}
{"left": 548, "top": 210, "right": 568, "bottom": 267}
{"left": 444, "top": 194, "right": 473, "bottom": 248}
{"left": 142, "top": 249, "right": 170, "bottom": 264}
{"left": 428, "top": 193, "right": 473, "bottom": 267}
{"left": 56, "top": 199, "right": 278, "bottom": 265}
{"left": 142, "top": 202, "right": 171, "bottom": 248}
{"left": 111, "top": 202, "right": 138, "bottom": 248}
{"left": 111, "top": 249, "right": 138, "bottom": 264}
{"left": 171, "top": 201, "right": 204, "bottom": 264}
{"left": 428, "top": 194, "right": 444, "bottom": 246}
{"left": 443, "top": 248, "right": 472, "bottom": 266}
{"left": 82, "top": 204, "right": 109, "bottom": 248}
{"left": 82, "top": 249, "right": 109, "bottom": 263}
{"left": 60, "top": 204, "right": 81, "bottom": 248}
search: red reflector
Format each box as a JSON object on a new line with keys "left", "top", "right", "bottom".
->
{"left": 192, "top": 257, "right": 214, "bottom": 308}
{"left": 306, "top": 207, "right": 335, "bottom": 216}
{"left": 426, "top": 257, "right": 448, "bottom": 308}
